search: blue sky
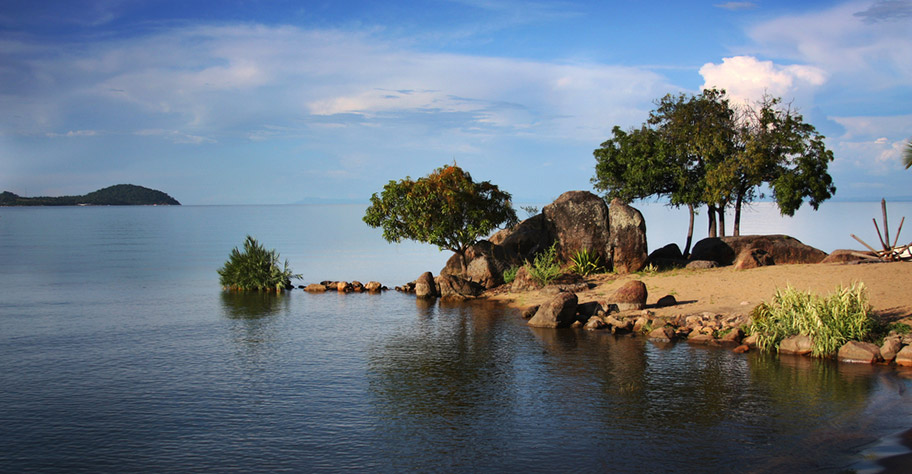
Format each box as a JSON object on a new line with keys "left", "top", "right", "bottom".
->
{"left": 1, "top": 0, "right": 910, "bottom": 205}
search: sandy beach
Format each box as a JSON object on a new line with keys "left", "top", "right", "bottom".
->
{"left": 488, "top": 261, "right": 912, "bottom": 323}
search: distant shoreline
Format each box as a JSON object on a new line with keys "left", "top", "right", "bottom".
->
{"left": 0, "top": 184, "right": 180, "bottom": 206}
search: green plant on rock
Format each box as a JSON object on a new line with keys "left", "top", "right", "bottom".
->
{"left": 749, "top": 282, "right": 873, "bottom": 357}
{"left": 218, "top": 235, "right": 301, "bottom": 291}
{"left": 525, "top": 242, "right": 562, "bottom": 287}
{"left": 502, "top": 265, "right": 520, "bottom": 284}
{"left": 569, "top": 248, "right": 607, "bottom": 276}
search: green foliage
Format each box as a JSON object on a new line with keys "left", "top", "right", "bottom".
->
{"left": 903, "top": 140, "right": 912, "bottom": 170}
{"left": 502, "top": 265, "right": 520, "bottom": 284}
{"left": 568, "top": 248, "right": 606, "bottom": 276}
{"left": 749, "top": 283, "right": 874, "bottom": 357}
{"left": 525, "top": 243, "right": 562, "bottom": 286}
{"left": 218, "top": 235, "right": 301, "bottom": 291}
{"left": 363, "top": 165, "right": 518, "bottom": 267}
{"left": 520, "top": 205, "right": 540, "bottom": 217}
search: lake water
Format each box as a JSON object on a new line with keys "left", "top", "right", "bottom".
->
{"left": 2, "top": 203, "right": 912, "bottom": 472}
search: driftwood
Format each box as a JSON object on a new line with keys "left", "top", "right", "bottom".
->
{"left": 850, "top": 199, "right": 912, "bottom": 262}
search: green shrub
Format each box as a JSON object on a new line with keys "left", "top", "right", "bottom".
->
{"left": 749, "top": 283, "right": 873, "bottom": 357}
{"left": 502, "top": 265, "right": 520, "bottom": 284}
{"left": 218, "top": 235, "right": 301, "bottom": 291}
{"left": 569, "top": 248, "right": 606, "bottom": 276}
{"left": 525, "top": 243, "right": 562, "bottom": 287}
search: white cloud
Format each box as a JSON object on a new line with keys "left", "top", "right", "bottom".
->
{"left": 747, "top": 1, "right": 912, "bottom": 90}
{"left": 714, "top": 2, "right": 757, "bottom": 11}
{"left": 699, "top": 56, "right": 827, "bottom": 105}
{"left": 828, "top": 114, "right": 912, "bottom": 172}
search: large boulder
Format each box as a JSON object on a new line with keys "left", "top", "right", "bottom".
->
{"left": 542, "top": 191, "right": 611, "bottom": 265}
{"left": 489, "top": 213, "right": 553, "bottom": 265}
{"left": 690, "top": 235, "right": 827, "bottom": 267}
{"left": 648, "top": 243, "right": 686, "bottom": 269}
{"left": 414, "top": 271, "right": 438, "bottom": 298}
{"left": 528, "top": 291, "right": 579, "bottom": 328}
{"left": 437, "top": 274, "right": 484, "bottom": 300}
{"left": 609, "top": 198, "right": 648, "bottom": 273}
{"left": 609, "top": 280, "right": 647, "bottom": 311}
{"left": 837, "top": 341, "right": 882, "bottom": 364}
{"left": 821, "top": 249, "right": 875, "bottom": 264}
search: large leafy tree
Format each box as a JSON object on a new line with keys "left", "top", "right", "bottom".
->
{"left": 363, "top": 164, "right": 518, "bottom": 271}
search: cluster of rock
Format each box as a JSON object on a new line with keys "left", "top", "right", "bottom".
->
{"left": 399, "top": 190, "right": 649, "bottom": 299}
{"left": 774, "top": 333, "right": 912, "bottom": 365}
{"left": 647, "top": 234, "right": 831, "bottom": 270}
{"left": 300, "top": 280, "right": 385, "bottom": 293}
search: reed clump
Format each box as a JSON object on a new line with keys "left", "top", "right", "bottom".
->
{"left": 218, "top": 235, "right": 301, "bottom": 291}
{"left": 749, "top": 282, "right": 874, "bottom": 357}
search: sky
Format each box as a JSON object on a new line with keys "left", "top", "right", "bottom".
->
{"left": 1, "top": 0, "right": 910, "bottom": 205}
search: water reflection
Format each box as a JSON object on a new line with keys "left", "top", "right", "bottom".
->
{"left": 220, "top": 291, "right": 290, "bottom": 319}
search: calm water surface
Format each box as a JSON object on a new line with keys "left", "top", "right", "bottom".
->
{"left": 1, "top": 204, "right": 911, "bottom": 472}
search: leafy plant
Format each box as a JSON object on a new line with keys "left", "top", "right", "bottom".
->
{"left": 749, "top": 283, "right": 873, "bottom": 357}
{"left": 218, "top": 235, "right": 301, "bottom": 291}
{"left": 502, "top": 265, "right": 520, "bottom": 284}
{"left": 569, "top": 248, "right": 606, "bottom": 276}
{"left": 525, "top": 242, "right": 562, "bottom": 287}
{"left": 520, "top": 205, "right": 540, "bottom": 217}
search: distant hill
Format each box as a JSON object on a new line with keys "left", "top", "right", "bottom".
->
{"left": 0, "top": 184, "right": 180, "bottom": 206}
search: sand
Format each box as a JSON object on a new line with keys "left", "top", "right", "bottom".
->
{"left": 487, "top": 261, "right": 912, "bottom": 322}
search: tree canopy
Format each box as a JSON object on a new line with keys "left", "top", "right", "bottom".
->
{"left": 592, "top": 89, "right": 836, "bottom": 253}
{"left": 363, "top": 164, "right": 518, "bottom": 268}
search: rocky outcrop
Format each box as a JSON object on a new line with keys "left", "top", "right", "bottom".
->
{"left": 690, "top": 235, "right": 827, "bottom": 267}
{"left": 542, "top": 191, "right": 612, "bottom": 264}
{"left": 415, "top": 272, "right": 438, "bottom": 299}
{"left": 437, "top": 274, "right": 484, "bottom": 300}
{"left": 528, "top": 292, "right": 579, "bottom": 328}
{"left": 608, "top": 198, "right": 648, "bottom": 273}
{"left": 489, "top": 213, "right": 553, "bottom": 265}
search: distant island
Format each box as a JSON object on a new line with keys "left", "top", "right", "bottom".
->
{"left": 0, "top": 184, "right": 180, "bottom": 206}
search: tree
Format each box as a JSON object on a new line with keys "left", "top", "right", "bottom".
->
{"left": 363, "top": 165, "right": 518, "bottom": 271}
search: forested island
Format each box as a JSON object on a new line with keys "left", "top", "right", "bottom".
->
{"left": 0, "top": 184, "right": 180, "bottom": 206}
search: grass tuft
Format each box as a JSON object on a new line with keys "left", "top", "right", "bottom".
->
{"left": 218, "top": 235, "right": 301, "bottom": 291}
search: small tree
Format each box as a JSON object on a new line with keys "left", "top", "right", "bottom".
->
{"left": 218, "top": 235, "right": 301, "bottom": 291}
{"left": 363, "top": 164, "right": 518, "bottom": 271}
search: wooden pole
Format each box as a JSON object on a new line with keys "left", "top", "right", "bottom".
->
{"left": 882, "top": 199, "right": 890, "bottom": 251}
{"left": 873, "top": 218, "right": 888, "bottom": 251}
{"left": 892, "top": 216, "right": 905, "bottom": 248}
{"left": 852, "top": 234, "right": 881, "bottom": 255}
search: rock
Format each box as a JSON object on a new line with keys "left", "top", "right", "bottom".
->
{"left": 733, "top": 345, "right": 750, "bottom": 354}
{"left": 610, "top": 280, "right": 647, "bottom": 311}
{"left": 521, "top": 305, "right": 540, "bottom": 319}
{"left": 688, "top": 333, "right": 716, "bottom": 345}
{"left": 690, "top": 235, "right": 827, "bottom": 267}
{"left": 821, "top": 249, "right": 875, "bottom": 264}
{"left": 490, "top": 213, "right": 553, "bottom": 265}
{"left": 608, "top": 198, "right": 648, "bottom": 273}
{"left": 895, "top": 345, "right": 912, "bottom": 367}
{"left": 437, "top": 274, "right": 484, "bottom": 299}
{"left": 647, "top": 243, "right": 685, "bottom": 269}
{"left": 576, "top": 301, "right": 603, "bottom": 318}
{"left": 440, "top": 240, "right": 511, "bottom": 289}
{"left": 633, "top": 316, "right": 649, "bottom": 333}
{"left": 686, "top": 260, "right": 719, "bottom": 270}
{"left": 733, "top": 248, "right": 775, "bottom": 270}
{"left": 656, "top": 295, "right": 677, "bottom": 308}
{"left": 304, "top": 283, "right": 327, "bottom": 292}
{"left": 510, "top": 266, "right": 539, "bottom": 292}
{"left": 779, "top": 335, "right": 814, "bottom": 355}
{"left": 528, "top": 292, "right": 579, "bottom": 328}
{"left": 584, "top": 316, "right": 607, "bottom": 331}
{"left": 414, "top": 272, "right": 438, "bottom": 298}
{"left": 837, "top": 341, "right": 882, "bottom": 364}
{"left": 542, "top": 191, "right": 611, "bottom": 265}
{"left": 605, "top": 316, "right": 632, "bottom": 332}
{"left": 742, "top": 334, "right": 759, "bottom": 348}
{"left": 336, "top": 281, "right": 351, "bottom": 292}
{"left": 365, "top": 281, "right": 383, "bottom": 292}
{"left": 648, "top": 326, "right": 675, "bottom": 342}
{"left": 881, "top": 337, "right": 903, "bottom": 363}
{"left": 350, "top": 281, "right": 364, "bottom": 292}
{"left": 719, "top": 328, "right": 743, "bottom": 345}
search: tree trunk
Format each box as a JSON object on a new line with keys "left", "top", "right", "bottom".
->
{"left": 707, "top": 204, "right": 717, "bottom": 238}
{"left": 683, "top": 203, "right": 694, "bottom": 258}
{"left": 734, "top": 192, "right": 743, "bottom": 236}
{"left": 718, "top": 206, "right": 726, "bottom": 237}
